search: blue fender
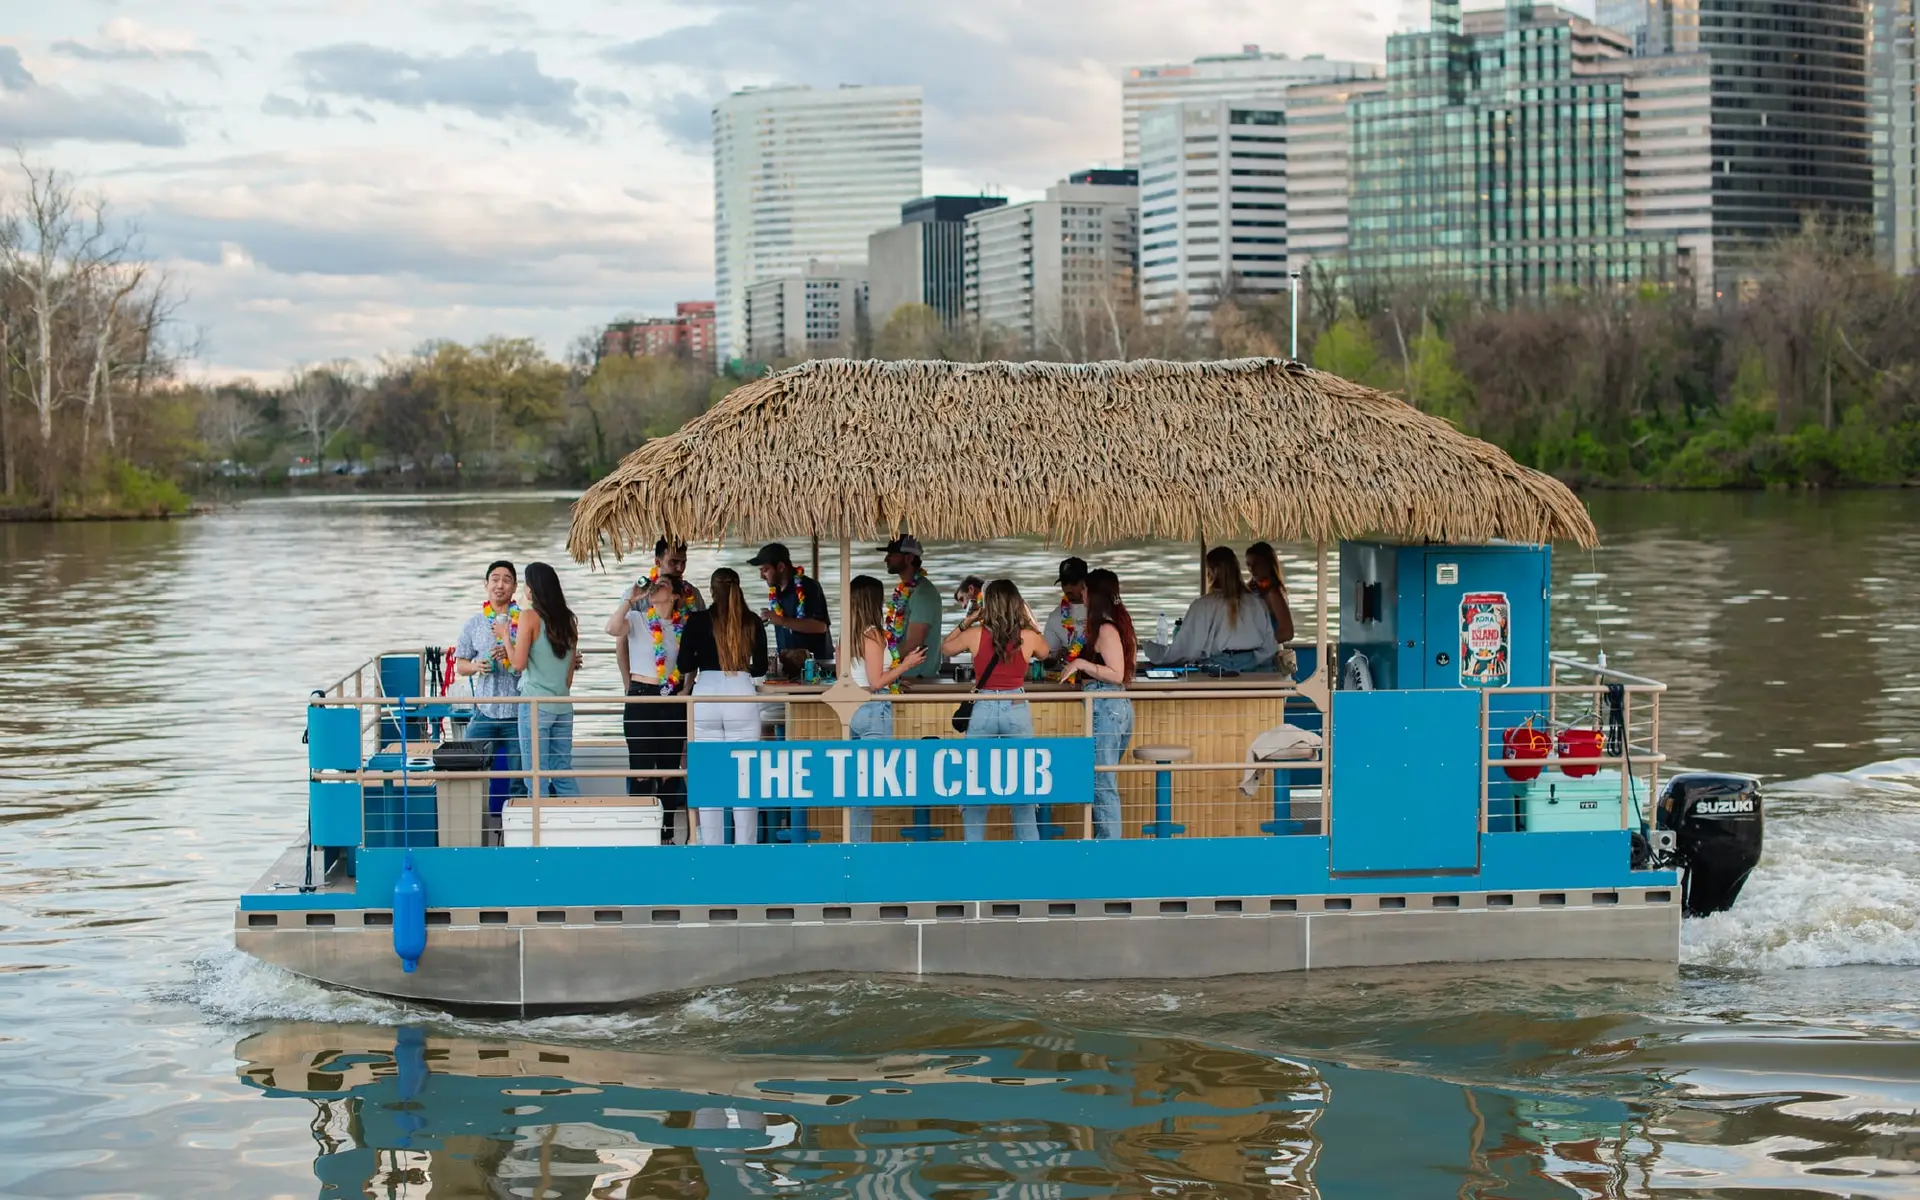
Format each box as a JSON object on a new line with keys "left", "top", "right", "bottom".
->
{"left": 392, "top": 853, "right": 427, "bottom": 972}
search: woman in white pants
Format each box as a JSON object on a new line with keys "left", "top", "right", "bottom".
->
{"left": 680, "top": 568, "right": 770, "bottom": 844}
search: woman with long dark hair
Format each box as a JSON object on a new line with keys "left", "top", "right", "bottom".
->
{"left": 501, "top": 561, "right": 580, "bottom": 798}
{"left": 1244, "top": 542, "right": 1299, "bottom": 677}
{"left": 1161, "top": 546, "right": 1279, "bottom": 673}
{"left": 940, "top": 579, "right": 1049, "bottom": 841}
{"left": 1060, "top": 568, "right": 1135, "bottom": 839}
{"left": 841, "top": 574, "right": 926, "bottom": 843}
{"left": 680, "top": 567, "right": 770, "bottom": 845}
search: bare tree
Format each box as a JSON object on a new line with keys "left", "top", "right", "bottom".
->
{"left": 283, "top": 359, "right": 364, "bottom": 466}
{"left": 1, "top": 155, "right": 137, "bottom": 500}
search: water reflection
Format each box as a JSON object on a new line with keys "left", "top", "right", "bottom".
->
{"left": 238, "top": 1019, "right": 1334, "bottom": 1198}
{"left": 233, "top": 990, "right": 1920, "bottom": 1200}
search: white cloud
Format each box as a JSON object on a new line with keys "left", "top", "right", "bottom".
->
{"left": 11, "top": 0, "right": 1409, "bottom": 376}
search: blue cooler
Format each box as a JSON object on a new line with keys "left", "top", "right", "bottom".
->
{"left": 1519, "top": 770, "right": 1629, "bottom": 833}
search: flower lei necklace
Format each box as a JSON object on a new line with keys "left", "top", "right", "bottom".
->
{"left": 769, "top": 565, "right": 807, "bottom": 620}
{"left": 1057, "top": 594, "right": 1085, "bottom": 660}
{"left": 884, "top": 569, "right": 928, "bottom": 664}
{"left": 645, "top": 588, "right": 694, "bottom": 694}
{"left": 482, "top": 601, "right": 520, "bottom": 664}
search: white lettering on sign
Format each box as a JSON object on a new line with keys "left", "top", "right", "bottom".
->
{"left": 759, "top": 749, "right": 790, "bottom": 799}
{"left": 1696, "top": 797, "right": 1757, "bottom": 816}
{"left": 1024, "top": 748, "right": 1053, "bottom": 795}
{"left": 933, "top": 747, "right": 962, "bottom": 797}
{"left": 989, "top": 747, "right": 1017, "bottom": 796}
{"left": 874, "top": 748, "right": 904, "bottom": 797}
{"left": 715, "top": 743, "right": 1074, "bottom": 803}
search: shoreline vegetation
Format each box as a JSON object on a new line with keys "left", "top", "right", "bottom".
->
{"left": 7, "top": 159, "right": 1920, "bottom": 524}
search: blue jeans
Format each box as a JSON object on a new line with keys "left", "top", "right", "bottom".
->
{"left": 1085, "top": 681, "right": 1133, "bottom": 840}
{"left": 963, "top": 692, "right": 1036, "bottom": 842}
{"left": 1202, "top": 649, "right": 1275, "bottom": 675}
{"left": 847, "top": 699, "right": 893, "bottom": 843}
{"left": 517, "top": 703, "right": 580, "bottom": 798}
{"left": 463, "top": 713, "right": 526, "bottom": 797}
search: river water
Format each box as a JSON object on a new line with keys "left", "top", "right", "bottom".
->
{"left": 2, "top": 492, "right": 1917, "bottom": 1198}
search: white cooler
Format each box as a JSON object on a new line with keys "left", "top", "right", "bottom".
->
{"left": 503, "top": 798, "right": 663, "bottom": 847}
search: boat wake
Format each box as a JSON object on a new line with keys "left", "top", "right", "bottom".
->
{"left": 1683, "top": 757, "right": 1920, "bottom": 970}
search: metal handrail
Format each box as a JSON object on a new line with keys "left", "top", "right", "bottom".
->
{"left": 1548, "top": 652, "right": 1668, "bottom": 691}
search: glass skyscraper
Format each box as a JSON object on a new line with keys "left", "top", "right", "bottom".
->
{"left": 1345, "top": 1, "right": 1682, "bottom": 300}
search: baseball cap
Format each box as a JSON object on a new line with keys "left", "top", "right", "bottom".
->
{"left": 877, "top": 534, "right": 925, "bottom": 557}
{"left": 1056, "top": 556, "right": 1089, "bottom": 585}
{"left": 747, "top": 542, "right": 791, "bottom": 567}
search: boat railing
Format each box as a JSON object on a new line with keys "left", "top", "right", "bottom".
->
{"left": 308, "top": 651, "right": 1327, "bottom": 846}
{"left": 1479, "top": 655, "right": 1667, "bottom": 834}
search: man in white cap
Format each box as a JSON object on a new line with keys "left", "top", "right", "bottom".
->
{"left": 880, "top": 535, "right": 942, "bottom": 681}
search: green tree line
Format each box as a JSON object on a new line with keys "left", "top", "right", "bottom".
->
{"left": 9, "top": 151, "right": 1919, "bottom": 514}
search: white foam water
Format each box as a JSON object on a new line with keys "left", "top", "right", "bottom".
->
{"left": 1684, "top": 758, "right": 1920, "bottom": 971}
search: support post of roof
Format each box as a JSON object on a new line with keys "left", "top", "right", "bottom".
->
{"left": 811, "top": 534, "right": 821, "bottom": 580}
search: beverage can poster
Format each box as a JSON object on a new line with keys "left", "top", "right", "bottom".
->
{"left": 1460, "top": 592, "right": 1510, "bottom": 688}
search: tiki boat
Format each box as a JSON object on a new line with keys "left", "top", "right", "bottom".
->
{"left": 236, "top": 358, "right": 1764, "bottom": 1011}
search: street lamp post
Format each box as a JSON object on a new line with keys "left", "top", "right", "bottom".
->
{"left": 1288, "top": 268, "right": 1302, "bottom": 361}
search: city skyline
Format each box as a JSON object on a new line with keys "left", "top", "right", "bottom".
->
{"left": 0, "top": 0, "right": 1419, "bottom": 379}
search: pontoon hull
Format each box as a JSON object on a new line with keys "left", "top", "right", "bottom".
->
{"left": 236, "top": 887, "right": 1680, "bottom": 1010}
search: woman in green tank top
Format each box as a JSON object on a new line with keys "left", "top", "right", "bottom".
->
{"left": 501, "top": 562, "right": 580, "bottom": 797}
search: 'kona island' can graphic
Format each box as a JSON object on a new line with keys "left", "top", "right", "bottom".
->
{"left": 1460, "top": 591, "right": 1510, "bottom": 688}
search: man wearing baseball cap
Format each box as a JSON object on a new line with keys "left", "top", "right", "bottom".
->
{"left": 748, "top": 542, "right": 833, "bottom": 664}
{"left": 879, "top": 535, "right": 942, "bottom": 680}
{"left": 1043, "top": 556, "right": 1090, "bottom": 663}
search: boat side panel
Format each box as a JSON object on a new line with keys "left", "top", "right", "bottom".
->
{"left": 243, "top": 832, "right": 1671, "bottom": 912}
{"left": 235, "top": 898, "right": 1679, "bottom": 1009}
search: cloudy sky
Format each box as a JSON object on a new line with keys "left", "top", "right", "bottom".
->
{"left": 0, "top": 0, "right": 1525, "bottom": 380}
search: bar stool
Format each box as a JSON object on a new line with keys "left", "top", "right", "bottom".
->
{"left": 1133, "top": 744, "right": 1192, "bottom": 839}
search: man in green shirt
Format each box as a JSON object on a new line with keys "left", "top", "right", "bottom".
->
{"left": 879, "top": 535, "right": 943, "bottom": 680}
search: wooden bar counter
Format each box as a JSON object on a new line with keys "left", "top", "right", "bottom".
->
{"left": 766, "top": 674, "right": 1322, "bottom": 842}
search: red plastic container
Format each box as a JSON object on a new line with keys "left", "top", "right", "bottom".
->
{"left": 1502, "top": 723, "right": 1550, "bottom": 782}
{"left": 1557, "top": 727, "right": 1603, "bottom": 778}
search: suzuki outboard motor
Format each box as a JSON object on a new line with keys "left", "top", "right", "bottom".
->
{"left": 1656, "top": 772, "right": 1763, "bottom": 917}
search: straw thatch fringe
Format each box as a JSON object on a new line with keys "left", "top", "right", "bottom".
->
{"left": 567, "top": 357, "right": 1598, "bottom": 564}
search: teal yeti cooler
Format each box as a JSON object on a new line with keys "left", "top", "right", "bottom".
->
{"left": 1519, "top": 770, "right": 1629, "bottom": 832}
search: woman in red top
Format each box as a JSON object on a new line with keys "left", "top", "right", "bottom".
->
{"left": 1060, "top": 568, "right": 1135, "bottom": 839}
{"left": 941, "top": 579, "right": 1049, "bottom": 841}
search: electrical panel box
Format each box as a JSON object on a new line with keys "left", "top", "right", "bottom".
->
{"left": 1339, "top": 541, "right": 1552, "bottom": 692}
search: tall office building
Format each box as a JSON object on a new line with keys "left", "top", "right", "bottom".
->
{"left": 711, "top": 84, "right": 922, "bottom": 366}
{"left": 1280, "top": 77, "right": 1387, "bottom": 286}
{"left": 1602, "top": 1, "right": 1873, "bottom": 279}
{"left": 1873, "top": 0, "right": 1920, "bottom": 272}
{"left": 1700, "top": 0, "right": 1872, "bottom": 262}
{"left": 1345, "top": 2, "right": 1683, "bottom": 299}
{"left": 743, "top": 262, "right": 868, "bottom": 363}
{"left": 1624, "top": 55, "right": 1717, "bottom": 302}
{"left": 868, "top": 195, "right": 1007, "bottom": 331}
{"left": 1119, "top": 46, "right": 1379, "bottom": 166}
{"left": 1598, "top": 0, "right": 1700, "bottom": 54}
{"left": 1138, "top": 101, "right": 1293, "bottom": 314}
{"left": 964, "top": 173, "right": 1139, "bottom": 351}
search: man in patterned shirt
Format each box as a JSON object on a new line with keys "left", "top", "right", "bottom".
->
{"left": 454, "top": 559, "right": 525, "bottom": 798}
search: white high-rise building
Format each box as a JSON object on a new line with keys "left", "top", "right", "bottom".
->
{"left": 1138, "top": 100, "right": 1298, "bottom": 315}
{"left": 1280, "top": 77, "right": 1386, "bottom": 284}
{"left": 964, "top": 172, "right": 1139, "bottom": 352}
{"left": 1873, "top": 0, "right": 1920, "bottom": 273}
{"left": 712, "top": 84, "right": 922, "bottom": 366}
{"left": 1120, "top": 46, "right": 1379, "bottom": 166}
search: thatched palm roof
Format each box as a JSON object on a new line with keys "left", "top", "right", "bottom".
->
{"left": 567, "top": 357, "right": 1597, "bottom": 563}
